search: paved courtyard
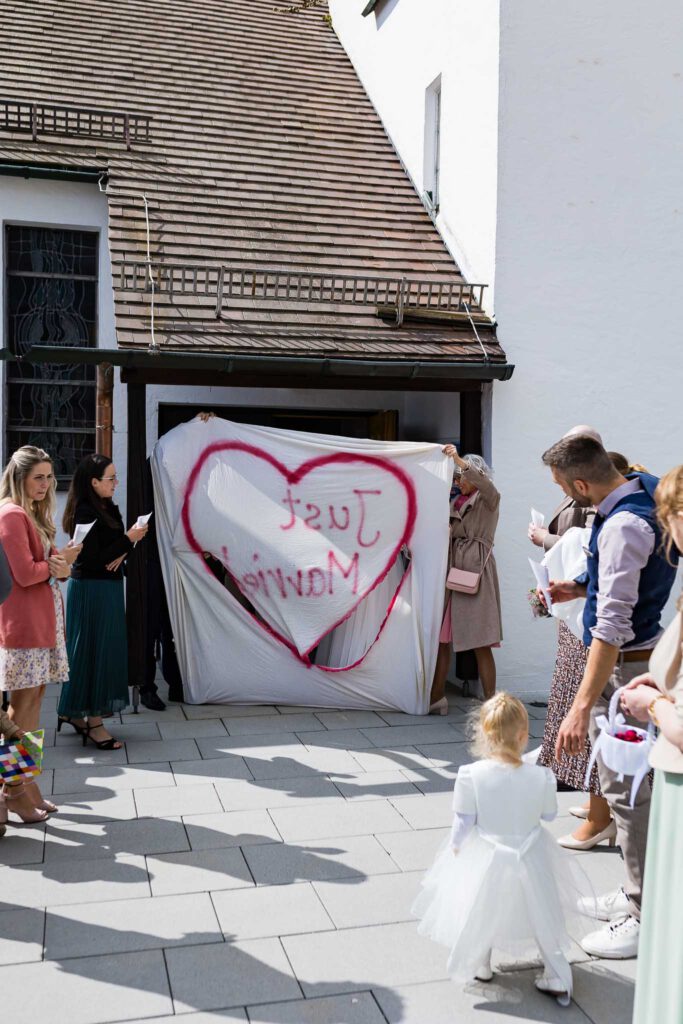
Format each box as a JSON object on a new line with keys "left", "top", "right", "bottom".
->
{"left": 0, "top": 683, "right": 634, "bottom": 1024}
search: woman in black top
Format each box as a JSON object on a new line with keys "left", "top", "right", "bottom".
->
{"left": 57, "top": 454, "right": 148, "bottom": 749}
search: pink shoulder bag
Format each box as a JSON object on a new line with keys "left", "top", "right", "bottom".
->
{"left": 446, "top": 545, "right": 493, "bottom": 595}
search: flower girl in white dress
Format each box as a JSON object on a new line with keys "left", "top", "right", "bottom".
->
{"left": 413, "top": 692, "right": 593, "bottom": 1007}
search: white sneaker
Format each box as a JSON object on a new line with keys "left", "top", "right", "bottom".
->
{"left": 581, "top": 914, "right": 640, "bottom": 959}
{"left": 578, "top": 887, "right": 630, "bottom": 921}
{"left": 535, "top": 972, "right": 571, "bottom": 1007}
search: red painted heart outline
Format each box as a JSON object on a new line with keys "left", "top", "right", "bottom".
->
{"left": 181, "top": 442, "right": 417, "bottom": 668}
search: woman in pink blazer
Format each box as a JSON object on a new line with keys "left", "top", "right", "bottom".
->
{"left": 0, "top": 446, "right": 79, "bottom": 823}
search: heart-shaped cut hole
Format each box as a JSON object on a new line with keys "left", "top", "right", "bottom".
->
{"left": 181, "top": 442, "right": 417, "bottom": 662}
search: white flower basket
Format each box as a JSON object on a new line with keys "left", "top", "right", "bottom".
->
{"left": 585, "top": 686, "right": 654, "bottom": 808}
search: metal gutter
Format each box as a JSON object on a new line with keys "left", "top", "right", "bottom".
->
{"left": 0, "top": 162, "right": 106, "bottom": 183}
{"left": 24, "top": 345, "right": 515, "bottom": 381}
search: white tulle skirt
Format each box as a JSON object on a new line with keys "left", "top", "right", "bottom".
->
{"left": 412, "top": 825, "right": 595, "bottom": 994}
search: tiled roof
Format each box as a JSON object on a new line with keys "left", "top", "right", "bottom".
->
{"left": 0, "top": 0, "right": 506, "bottom": 368}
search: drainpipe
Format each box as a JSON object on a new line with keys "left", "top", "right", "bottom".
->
{"left": 95, "top": 362, "right": 114, "bottom": 458}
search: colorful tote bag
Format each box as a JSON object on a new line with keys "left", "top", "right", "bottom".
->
{"left": 0, "top": 730, "right": 44, "bottom": 782}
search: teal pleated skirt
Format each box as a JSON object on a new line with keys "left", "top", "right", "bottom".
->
{"left": 633, "top": 770, "right": 683, "bottom": 1024}
{"left": 58, "top": 578, "right": 129, "bottom": 718}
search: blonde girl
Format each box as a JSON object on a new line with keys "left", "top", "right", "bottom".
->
{"left": 413, "top": 692, "right": 593, "bottom": 1008}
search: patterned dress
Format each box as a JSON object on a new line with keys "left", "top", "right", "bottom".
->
{"left": 537, "top": 621, "right": 602, "bottom": 794}
{"left": 0, "top": 575, "right": 69, "bottom": 691}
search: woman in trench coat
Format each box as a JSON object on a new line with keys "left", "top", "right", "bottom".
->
{"left": 430, "top": 445, "right": 502, "bottom": 711}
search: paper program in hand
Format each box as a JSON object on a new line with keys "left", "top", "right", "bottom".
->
{"left": 136, "top": 512, "right": 153, "bottom": 528}
{"left": 530, "top": 508, "right": 545, "bottom": 527}
{"left": 72, "top": 521, "right": 96, "bottom": 546}
{"left": 528, "top": 558, "right": 553, "bottom": 611}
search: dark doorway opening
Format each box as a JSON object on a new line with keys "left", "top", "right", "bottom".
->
{"left": 158, "top": 404, "right": 399, "bottom": 441}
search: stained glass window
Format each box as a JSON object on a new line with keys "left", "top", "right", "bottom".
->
{"left": 5, "top": 226, "right": 98, "bottom": 487}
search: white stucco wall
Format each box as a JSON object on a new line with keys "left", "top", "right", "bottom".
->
{"left": 331, "top": 0, "right": 683, "bottom": 697}
{"left": 492, "top": 0, "right": 683, "bottom": 693}
{"left": 329, "top": 0, "right": 500, "bottom": 300}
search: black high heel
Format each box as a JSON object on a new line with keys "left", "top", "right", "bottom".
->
{"left": 82, "top": 725, "right": 122, "bottom": 751}
{"left": 57, "top": 716, "right": 87, "bottom": 737}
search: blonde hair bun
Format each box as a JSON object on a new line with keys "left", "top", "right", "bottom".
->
{"left": 469, "top": 691, "right": 529, "bottom": 765}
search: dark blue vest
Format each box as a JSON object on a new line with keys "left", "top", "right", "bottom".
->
{"left": 581, "top": 473, "right": 678, "bottom": 649}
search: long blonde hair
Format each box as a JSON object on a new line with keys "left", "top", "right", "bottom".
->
{"left": 470, "top": 692, "right": 529, "bottom": 765}
{"left": 655, "top": 465, "right": 683, "bottom": 607}
{"left": 0, "top": 445, "right": 57, "bottom": 545}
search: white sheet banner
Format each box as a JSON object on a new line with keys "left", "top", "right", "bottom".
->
{"left": 152, "top": 417, "right": 451, "bottom": 712}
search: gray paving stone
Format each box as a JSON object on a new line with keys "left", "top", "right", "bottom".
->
{"left": 184, "top": 810, "right": 281, "bottom": 850}
{"left": 525, "top": 703, "right": 550, "bottom": 721}
{"left": 375, "top": 974, "right": 592, "bottom": 1024}
{"left": 269, "top": 799, "right": 410, "bottom": 842}
{"left": 389, "top": 792, "right": 453, "bottom": 830}
{"left": 43, "top": 743, "right": 128, "bottom": 768}
{"left": 332, "top": 771, "right": 420, "bottom": 801}
{"left": 121, "top": 705, "right": 186, "bottom": 722}
{"left": 45, "top": 892, "right": 222, "bottom": 960}
{"left": 0, "top": 826, "right": 46, "bottom": 866}
{"left": 247, "top": 992, "right": 386, "bottom": 1023}
{"left": 245, "top": 746, "right": 362, "bottom": 782}
{"left": 347, "top": 746, "right": 432, "bottom": 774}
{"left": 184, "top": 703, "right": 274, "bottom": 719}
{"left": 215, "top": 776, "right": 342, "bottom": 812}
{"left": 0, "top": 853, "right": 149, "bottom": 908}
{"left": 0, "top": 908, "right": 45, "bottom": 964}
{"left": 212, "top": 881, "right": 333, "bottom": 940}
{"left": 528, "top": 717, "right": 548, "bottom": 739}
{"left": 414, "top": 742, "right": 472, "bottom": 769}
{"left": 52, "top": 762, "right": 174, "bottom": 795}
{"left": 56, "top": 721, "right": 160, "bottom": 744}
{"left": 403, "top": 769, "right": 456, "bottom": 795}
{"left": 282, "top": 921, "right": 448, "bottom": 995}
{"left": 125, "top": 737, "right": 201, "bottom": 764}
{"left": 147, "top": 847, "right": 254, "bottom": 896}
{"left": 0, "top": 949, "right": 172, "bottom": 1024}
{"left": 44, "top": 816, "right": 189, "bottom": 861}
{"left": 242, "top": 835, "right": 398, "bottom": 886}
{"left": 123, "top": 1012, "right": 247, "bottom": 1024}
{"left": 360, "top": 723, "right": 464, "bottom": 747}
{"left": 225, "top": 713, "right": 326, "bottom": 736}
{"left": 376, "top": 828, "right": 449, "bottom": 871}
{"left": 172, "top": 756, "right": 253, "bottom": 786}
{"left": 166, "top": 937, "right": 301, "bottom": 1012}
{"left": 313, "top": 871, "right": 423, "bottom": 928}
{"left": 313, "top": 710, "right": 387, "bottom": 730}
{"left": 46, "top": 788, "right": 137, "bottom": 822}
{"left": 572, "top": 957, "right": 636, "bottom": 1024}
{"left": 276, "top": 705, "right": 330, "bottom": 714}
{"left": 197, "top": 734, "right": 305, "bottom": 761}
{"left": 134, "top": 782, "right": 223, "bottom": 818}
{"left": 159, "top": 718, "right": 228, "bottom": 740}
{"left": 296, "top": 729, "right": 377, "bottom": 750}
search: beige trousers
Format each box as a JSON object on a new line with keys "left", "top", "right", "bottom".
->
{"left": 589, "top": 657, "right": 652, "bottom": 919}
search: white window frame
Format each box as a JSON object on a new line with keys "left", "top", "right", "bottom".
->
{"left": 423, "top": 75, "right": 442, "bottom": 216}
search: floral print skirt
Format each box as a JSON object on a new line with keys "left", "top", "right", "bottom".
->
{"left": 0, "top": 583, "right": 69, "bottom": 691}
{"left": 537, "top": 621, "right": 602, "bottom": 794}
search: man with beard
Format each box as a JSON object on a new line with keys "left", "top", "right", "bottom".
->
{"left": 541, "top": 434, "right": 678, "bottom": 960}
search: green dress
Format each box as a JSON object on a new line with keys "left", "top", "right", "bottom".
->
{"left": 632, "top": 770, "right": 683, "bottom": 1024}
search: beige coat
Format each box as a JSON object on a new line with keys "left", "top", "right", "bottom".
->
{"left": 648, "top": 611, "right": 683, "bottom": 773}
{"left": 543, "top": 496, "right": 595, "bottom": 550}
{"left": 447, "top": 462, "right": 503, "bottom": 652}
